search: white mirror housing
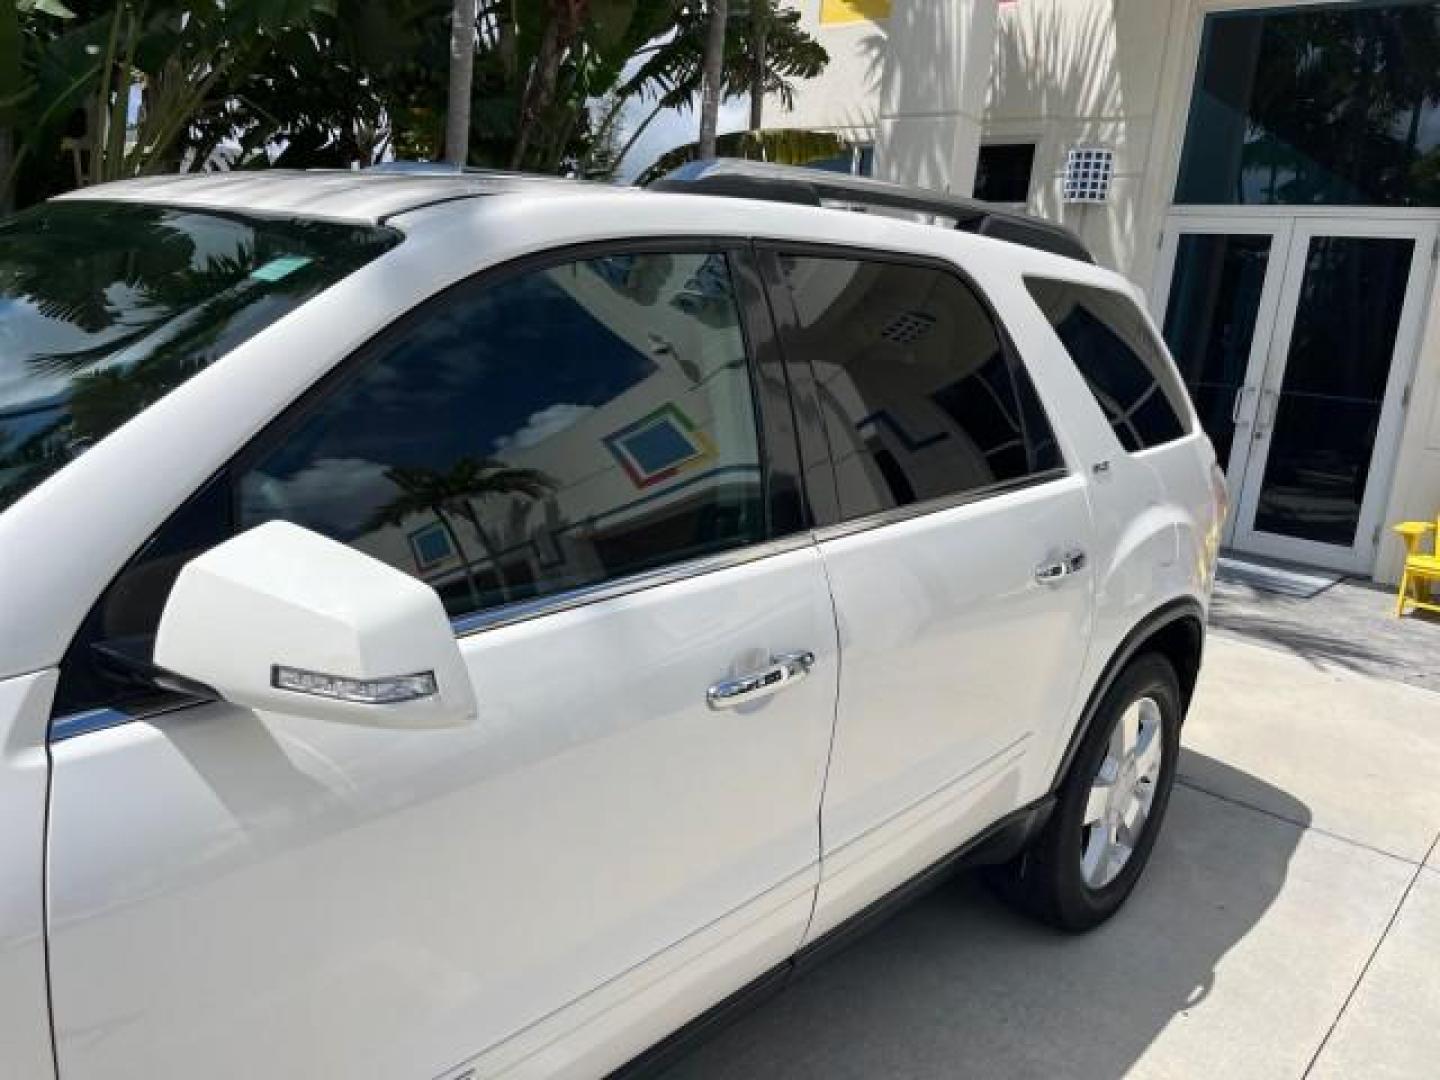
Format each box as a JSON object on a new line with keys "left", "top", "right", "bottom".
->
{"left": 154, "top": 521, "right": 476, "bottom": 727}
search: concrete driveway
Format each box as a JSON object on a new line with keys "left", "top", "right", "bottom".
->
{"left": 659, "top": 629, "right": 1440, "bottom": 1079}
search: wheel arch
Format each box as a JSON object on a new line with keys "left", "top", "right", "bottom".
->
{"left": 1051, "top": 597, "right": 1205, "bottom": 792}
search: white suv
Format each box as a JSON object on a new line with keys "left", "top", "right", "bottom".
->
{"left": 0, "top": 162, "right": 1223, "bottom": 1080}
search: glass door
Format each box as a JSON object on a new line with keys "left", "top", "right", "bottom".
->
{"left": 1156, "top": 219, "right": 1292, "bottom": 546}
{"left": 1158, "top": 216, "right": 1434, "bottom": 571}
{"left": 1228, "top": 220, "right": 1435, "bottom": 571}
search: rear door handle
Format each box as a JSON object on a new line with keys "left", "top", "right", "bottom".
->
{"left": 1035, "top": 549, "right": 1087, "bottom": 584}
{"left": 707, "top": 651, "right": 815, "bottom": 710}
{"left": 1254, "top": 388, "right": 1278, "bottom": 439}
{"left": 1232, "top": 385, "right": 1256, "bottom": 424}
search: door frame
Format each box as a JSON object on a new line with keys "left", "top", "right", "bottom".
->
{"left": 1151, "top": 214, "right": 1295, "bottom": 547}
{"left": 1231, "top": 217, "right": 1437, "bottom": 571}
{"left": 1152, "top": 208, "right": 1440, "bottom": 572}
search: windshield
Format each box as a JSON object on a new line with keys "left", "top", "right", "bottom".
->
{"left": 0, "top": 201, "right": 399, "bottom": 513}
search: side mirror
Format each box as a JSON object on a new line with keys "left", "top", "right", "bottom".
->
{"left": 154, "top": 521, "right": 476, "bottom": 727}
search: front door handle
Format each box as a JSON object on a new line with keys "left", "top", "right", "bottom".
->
{"left": 1035, "top": 549, "right": 1087, "bottom": 584}
{"left": 707, "top": 651, "right": 815, "bottom": 710}
{"left": 1254, "top": 388, "right": 1278, "bottom": 439}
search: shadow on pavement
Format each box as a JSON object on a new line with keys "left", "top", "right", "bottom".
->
{"left": 1208, "top": 574, "right": 1440, "bottom": 691}
{"left": 660, "top": 751, "right": 1309, "bottom": 1080}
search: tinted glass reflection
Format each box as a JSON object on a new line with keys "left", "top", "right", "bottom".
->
{"left": 770, "top": 256, "right": 1062, "bottom": 523}
{"left": 1026, "top": 279, "right": 1190, "bottom": 452}
{"left": 0, "top": 202, "right": 396, "bottom": 514}
{"left": 1254, "top": 235, "right": 1413, "bottom": 545}
{"left": 1162, "top": 233, "right": 1272, "bottom": 466}
{"left": 1178, "top": 4, "right": 1440, "bottom": 206}
{"left": 239, "top": 252, "right": 765, "bottom": 618}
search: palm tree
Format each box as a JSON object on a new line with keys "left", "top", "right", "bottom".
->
{"left": 746, "top": 0, "right": 771, "bottom": 131}
{"left": 510, "top": 0, "right": 592, "bottom": 169}
{"left": 698, "top": 0, "right": 728, "bottom": 159}
{"left": 602, "top": 2, "right": 825, "bottom": 177}
{"left": 369, "top": 458, "right": 555, "bottom": 610}
{"left": 444, "top": 0, "right": 476, "bottom": 164}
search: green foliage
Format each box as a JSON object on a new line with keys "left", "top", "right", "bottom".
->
{"left": 0, "top": 0, "right": 828, "bottom": 210}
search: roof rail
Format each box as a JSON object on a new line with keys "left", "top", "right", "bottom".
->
{"left": 647, "top": 159, "right": 1094, "bottom": 264}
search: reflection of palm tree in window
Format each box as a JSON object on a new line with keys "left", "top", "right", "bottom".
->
{"left": 369, "top": 458, "right": 555, "bottom": 612}
{"left": 1234, "top": 9, "right": 1440, "bottom": 204}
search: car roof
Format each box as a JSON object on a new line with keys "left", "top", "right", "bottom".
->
{"left": 53, "top": 168, "right": 616, "bottom": 225}
{"left": 49, "top": 167, "right": 1125, "bottom": 294}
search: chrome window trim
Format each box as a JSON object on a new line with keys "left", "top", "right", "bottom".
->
{"left": 50, "top": 707, "right": 134, "bottom": 743}
{"left": 50, "top": 695, "right": 206, "bottom": 744}
{"left": 49, "top": 470, "right": 1069, "bottom": 741}
{"left": 450, "top": 532, "right": 817, "bottom": 639}
{"left": 48, "top": 535, "right": 817, "bottom": 743}
{"left": 809, "top": 467, "right": 1072, "bottom": 544}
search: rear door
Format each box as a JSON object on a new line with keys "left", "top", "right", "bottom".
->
{"left": 45, "top": 245, "right": 838, "bottom": 1078}
{"left": 758, "top": 248, "right": 1096, "bottom": 938}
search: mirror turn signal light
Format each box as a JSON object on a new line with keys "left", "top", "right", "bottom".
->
{"left": 271, "top": 665, "right": 439, "bottom": 705}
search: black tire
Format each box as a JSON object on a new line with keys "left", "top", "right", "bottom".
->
{"left": 990, "top": 652, "right": 1182, "bottom": 931}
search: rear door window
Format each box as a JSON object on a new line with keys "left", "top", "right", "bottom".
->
{"left": 765, "top": 253, "right": 1063, "bottom": 524}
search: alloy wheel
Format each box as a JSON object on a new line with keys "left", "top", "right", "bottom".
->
{"left": 1079, "top": 695, "right": 1164, "bottom": 889}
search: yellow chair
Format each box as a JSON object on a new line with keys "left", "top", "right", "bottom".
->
{"left": 1394, "top": 518, "right": 1440, "bottom": 616}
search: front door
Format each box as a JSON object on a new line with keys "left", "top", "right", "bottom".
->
{"left": 45, "top": 247, "right": 840, "bottom": 1078}
{"left": 1157, "top": 216, "right": 1435, "bottom": 571}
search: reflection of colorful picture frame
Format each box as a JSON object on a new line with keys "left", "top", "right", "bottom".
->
{"left": 408, "top": 519, "right": 456, "bottom": 573}
{"left": 603, "top": 403, "right": 714, "bottom": 489}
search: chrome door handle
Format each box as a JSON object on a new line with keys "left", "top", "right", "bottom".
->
{"left": 1254, "top": 388, "right": 1278, "bottom": 439}
{"left": 706, "top": 651, "right": 815, "bottom": 710}
{"left": 1035, "top": 549, "right": 1087, "bottom": 584}
{"left": 1232, "top": 385, "right": 1255, "bottom": 424}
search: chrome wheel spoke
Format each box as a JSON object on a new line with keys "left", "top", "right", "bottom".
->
{"left": 1112, "top": 703, "right": 1140, "bottom": 760}
{"left": 1105, "top": 830, "right": 1134, "bottom": 880}
{"left": 1120, "top": 791, "right": 1143, "bottom": 830}
{"left": 1083, "top": 781, "right": 1112, "bottom": 825}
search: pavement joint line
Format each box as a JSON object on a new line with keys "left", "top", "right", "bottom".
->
{"left": 1300, "top": 829, "right": 1440, "bottom": 1079}
{"left": 1174, "top": 776, "right": 1422, "bottom": 868}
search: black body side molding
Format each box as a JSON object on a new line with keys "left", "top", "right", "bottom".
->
{"left": 606, "top": 796, "right": 1056, "bottom": 1079}
{"left": 1049, "top": 597, "right": 1205, "bottom": 793}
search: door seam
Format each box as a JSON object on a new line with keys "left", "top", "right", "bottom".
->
{"left": 797, "top": 539, "right": 845, "bottom": 948}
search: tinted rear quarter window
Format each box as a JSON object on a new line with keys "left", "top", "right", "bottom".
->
{"left": 769, "top": 255, "right": 1062, "bottom": 524}
{"left": 1025, "top": 277, "right": 1191, "bottom": 452}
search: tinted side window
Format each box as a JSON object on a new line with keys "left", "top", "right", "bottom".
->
{"left": 1025, "top": 278, "right": 1190, "bottom": 452}
{"left": 769, "top": 255, "right": 1062, "bottom": 524}
{"left": 54, "top": 249, "right": 770, "bottom": 717}
{"left": 237, "top": 251, "right": 766, "bottom": 619}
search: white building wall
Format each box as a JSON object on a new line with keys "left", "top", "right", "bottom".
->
{"left": 775, "top": 1, "right": 999, "bottom": 195}
{"left": 774, "top": 10, "right": 885, "bottom": 143}
{"left": 985, "top": 0, "right": 1182, "bottom": 279}
{"left": 775, "top": 1, "right": 1185, "bottom": 275}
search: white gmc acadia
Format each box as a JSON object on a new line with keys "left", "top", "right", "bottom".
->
{"left": 0, "top": 161, "right": 1224, "bottom": 1079}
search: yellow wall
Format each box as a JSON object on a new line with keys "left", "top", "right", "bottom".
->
{"left": 819, "top": 0, "right": 891, "bottom": 25}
